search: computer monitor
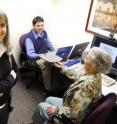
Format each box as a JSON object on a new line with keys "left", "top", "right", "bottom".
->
{"left": 91, "top": 34, "right": 117, "bottom": 76}
{"left": 69, "top": 42, "right": 89, "bottom": 59}
{"left": 56, "top": 46, "right": 73, "bottom": 61}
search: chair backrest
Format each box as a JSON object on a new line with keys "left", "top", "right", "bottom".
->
{"left": 84, "top": 93, "right": 117, "bottom": 124}
{"left": 19, "top": 34, "right": 27, "bottom": 51}
{"left": 19, "top": 34, "right": 28, "bottom": 63}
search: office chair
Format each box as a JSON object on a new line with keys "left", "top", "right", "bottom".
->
{"left": 19, "top": 34, "right": 43, "bottom": 89}
{"left": 19, "top": 34, "right": 28, "bottom": 63}
{"left": 51, "top": 93, "right": 117, "bottom": 124}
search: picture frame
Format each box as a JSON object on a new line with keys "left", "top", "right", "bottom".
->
{"left": 85, "top": 0, "right": 117, "bottom": 38}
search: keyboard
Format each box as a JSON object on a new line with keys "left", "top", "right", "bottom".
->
{"left": 101, "top": 74, "right": 116, "bottom": 87}
{"left": 64, "top": 59, "right": 80, "bottom": 67}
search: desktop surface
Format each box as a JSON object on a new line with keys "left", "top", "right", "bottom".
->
{"left": 72, "top": 63, "right": 117, "bottom": 96}
{"left": 53, "top": 61, "right": 117, "bottom": 96}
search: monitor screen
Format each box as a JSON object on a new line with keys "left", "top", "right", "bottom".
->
{"left": 100, "top": 43, "right": 116, "bottom": 63}
{"left": 91, "top": 34, "right": 117, "bottom": 75}
{"left": 56, "top": 46, "right": 73, "bottom": 61}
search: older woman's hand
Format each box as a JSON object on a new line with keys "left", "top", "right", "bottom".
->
{"left": 53, "top": 61, "right": 64, "bottom": 69}
{"left": 46, "top": 106, "right": 57, "bottom": 116}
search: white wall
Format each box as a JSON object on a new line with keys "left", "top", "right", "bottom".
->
{"left": 0, "top": 0, "right": 93, "bottom": 63}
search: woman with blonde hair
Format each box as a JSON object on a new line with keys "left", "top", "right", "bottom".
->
{"left": 0, "top": 10, "right": 17, "bottom": 124}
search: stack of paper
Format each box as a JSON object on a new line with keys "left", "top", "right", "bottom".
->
{"left": 101, "top": 74, "right": 116, "bottom": 87}
{"left": 39, "top": 52, "right": 62, "bottom": 62}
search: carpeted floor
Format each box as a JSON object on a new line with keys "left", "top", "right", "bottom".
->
{"left": 7, "top": 78, "right": 117, "bottom": 124}
{"left": 8, "top": 79, "right": 46, "bottom": 124}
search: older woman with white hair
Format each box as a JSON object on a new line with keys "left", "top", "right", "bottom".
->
{"left": 23, "top": 47, "right": 112, "bottom": 124}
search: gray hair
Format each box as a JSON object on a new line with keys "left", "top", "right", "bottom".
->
{"left": 87, "top": 47, "right": 112, "bottom": 74}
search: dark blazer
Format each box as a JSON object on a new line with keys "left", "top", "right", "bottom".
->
{"left": 0, "top": 51, "right": 18, "bottom": 106}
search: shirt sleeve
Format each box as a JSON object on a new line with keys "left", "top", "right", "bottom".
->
{"left": 25, "top": 38, "right": 39, "bottom": 60}
{"left": 0, "top": 74, "right": 16, "bottom": 92}
{"left": 60, "top": 66, "right": 81, "bottom": 82}
{"left": 46, "top": 35, "right": 55, "bottom": 52}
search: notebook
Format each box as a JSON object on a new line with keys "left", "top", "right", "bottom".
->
{"left": 101, "top": 74, "right": 116, "bottom": 87}
{"left": 56, "top": 46, "right": 73, "bottom": 61}
{"left": 69, "top": 42, "right": 89, "bottom": 59}
{"left": 38, "top": 52, "right": 62, "bottom": 62}
{"left": 38, "top": 46, "right": 73, "bottom": 62}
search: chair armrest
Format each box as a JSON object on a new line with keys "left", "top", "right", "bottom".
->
{"left": 52, "top": 114, "right": 75, "bottom": 124}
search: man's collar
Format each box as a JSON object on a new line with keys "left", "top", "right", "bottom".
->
{"left": 32, "top": 29, "right": 44, "bottom": 39}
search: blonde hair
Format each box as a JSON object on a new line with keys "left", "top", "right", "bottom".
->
{"left": 0, "top": 10, "right": 12, "bottom": 53}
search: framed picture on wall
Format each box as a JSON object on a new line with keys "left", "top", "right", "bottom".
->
{"left": 85, "top": 0, "right": 117, "bottom": 38}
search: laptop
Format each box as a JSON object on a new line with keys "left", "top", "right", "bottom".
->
{"left": 56, "top": 46, "right": 73, "bottom": 61}
{"left": 69, "top": 42, "right": 89, "bottom": 59}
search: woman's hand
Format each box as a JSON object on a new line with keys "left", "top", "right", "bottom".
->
{"left": 46, "top": 106, "right": 57, "bottom": 116}
{"left": 10, "top": 70, "right": 16, "bottom": 79}
{"left": 53, "top": 61, "right": 64, "bottom": 69}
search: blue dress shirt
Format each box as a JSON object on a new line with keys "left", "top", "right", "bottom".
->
{"left": 25, "top": 29, "right": 54, "bottom": 60}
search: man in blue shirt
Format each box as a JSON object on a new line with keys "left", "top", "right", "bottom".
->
{"left": 24, "top": 16, "right": 55, "bottom": 91}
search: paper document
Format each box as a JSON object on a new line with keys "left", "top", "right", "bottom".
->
{"left": 39, "top": 52, "right": 62, "bottom": 62}
{"left": 101, "top": 74, "right": 116, "bottom": 87}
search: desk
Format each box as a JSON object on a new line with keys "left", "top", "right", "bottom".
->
{"left": 102, "top": 83, "right": 117, "bottom": 96}
{"left": 52, "top": 62, "right": 117, "bottom": 96}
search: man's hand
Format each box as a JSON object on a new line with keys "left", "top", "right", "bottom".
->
{"left": 46, "top": 106, "right": 57, "bottom": 116}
